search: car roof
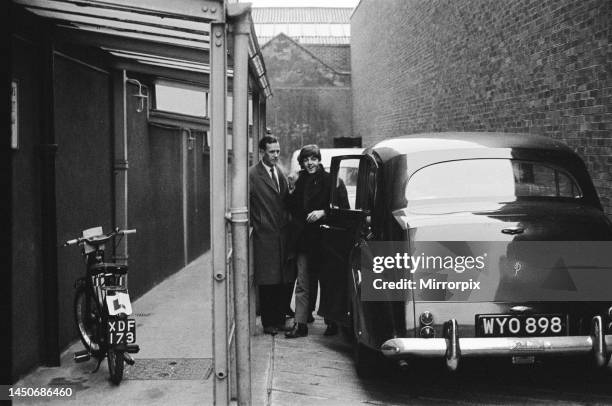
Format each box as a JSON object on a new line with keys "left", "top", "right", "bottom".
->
{"left": 365, "top": 132, "right": 601, "bottom": 211}
{"left": 366, "top": 132, "right": 575, "bottom": 162}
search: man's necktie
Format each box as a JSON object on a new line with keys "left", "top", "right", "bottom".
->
{"left": 270, "top": 167, "right": 280, "bottom": 193}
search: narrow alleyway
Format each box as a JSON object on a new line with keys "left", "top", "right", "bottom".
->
{"left": 14, "top": 251, "right": 612, "bottom": 405}
{"left": 14, "top": 254, "right": 213, "bottom": 406}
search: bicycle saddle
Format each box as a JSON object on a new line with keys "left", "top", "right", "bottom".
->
{"left": 89, "top": 263, "right": 128, "bottom": 274}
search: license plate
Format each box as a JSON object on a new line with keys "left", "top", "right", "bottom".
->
{"left": 108, "top": 319, "right": 136, "bottom": 345}
{"left": 476, "top": 314, "right": 566, "bottom": 337}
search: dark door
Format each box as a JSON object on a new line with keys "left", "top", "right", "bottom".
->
{"left": 186, "top": 130, "right": 210, "bottom": 262}
{"left": 318, "top": 154, "right": 378, "bottom": 325}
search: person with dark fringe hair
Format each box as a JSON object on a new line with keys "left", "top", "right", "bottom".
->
{"left": 285, "top": 144, "right": 348, "bottom": 338}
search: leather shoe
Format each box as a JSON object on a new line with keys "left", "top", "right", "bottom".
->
{"left": 276, "top": 324, "right": 292, "bottom": 332}
{"left": 263, "top": 326, "right": 278, "bottom": 335}
{"left": 323, "top": 322, "right": 338, "bottom": 336}
{"left": 285, "top": 323, "right": 308, "bottom": 338}
{"left": 307, "top": 313, "right": 315, "bottom": 323}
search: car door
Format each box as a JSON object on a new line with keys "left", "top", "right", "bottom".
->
{"left": 318, "top": 154, "right": 378, "bottom": 326}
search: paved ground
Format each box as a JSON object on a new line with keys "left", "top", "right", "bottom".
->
{"left": 14, "top": 253, "right": 213, "bottom": 406}
{"left": 13, "top": 251, "right": 612, "bottom": 405}
{"left": 254, "top": 322, "right": 612, "bottom": 405}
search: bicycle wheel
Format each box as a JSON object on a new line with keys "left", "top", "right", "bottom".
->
{"left": 107, "top": 348, "right": 124, "bottom": 385}
{"left": 74, "top": 285, "right": 102, "bottom": 355}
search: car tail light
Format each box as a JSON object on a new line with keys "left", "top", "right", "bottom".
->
{"left": 419, "top": 311, "right": 434, "bottom": 326}
{"left": 420, "top": 326, "right": 435, "bottom": 338}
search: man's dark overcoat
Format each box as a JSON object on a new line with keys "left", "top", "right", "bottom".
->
{"left": 249, "top": 161, "right": 295, "bottom": 285}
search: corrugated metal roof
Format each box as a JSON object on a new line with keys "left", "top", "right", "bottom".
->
{"left": 14, "top": 0, "right": 271, "bottom": 97}
{"left": 252, "top": 7, "right": 352, "bottom": 23}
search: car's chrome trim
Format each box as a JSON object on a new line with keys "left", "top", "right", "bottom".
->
{"left": 381, "top": 316, "right": 610, "bottom": 371}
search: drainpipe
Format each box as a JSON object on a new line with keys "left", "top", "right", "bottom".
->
{"left": 4, "top": 0, "right": 13, "bottom": 383}
{"left": 228, "top": 4, "right": 252, "bottom": 405}
{"left": 112, "top": 70, "right": 128, "bottom": 264}
{"left": 252, "top": 92, "right": 260, "bottom": 165}
{"left": 260, "top": 99, "right": 267, "bottom": 142}
{"left": 39, "top": 44, "right": 60, "bottom": 365}
{"left": 40, "top": 40, "right": 60, "bottom": 367}
{"left": 249, "top": 92, "right": 260, "bottom": 333}
{"left": 210, "top": 20, "right": 229, "bottom": 406}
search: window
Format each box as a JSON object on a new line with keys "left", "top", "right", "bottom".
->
{"left": 357, "top": 159, "right": 377, "bottom": 212}
{"left": 155, "top": 80, "right": 207, "bottom": 117}
{"left": 255, "top": 24, "right": 275, "bottom": 37}
{"left": 406, "top": 159, "right": 582, "bottom": 202}
{"left": 302, "top": 24, "right": 319, "bottom": 36}
{"left": 332, "top": 158, "right": 360, "bottom": 210}
{"left": 286, "top": 24, "right": 302, "bottom": 36}
{"left": 330, "top": 24, "right": 345, "bottom": 36}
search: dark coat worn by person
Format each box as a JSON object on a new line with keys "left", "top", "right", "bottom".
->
{"left": 287, "top": 165, "right": 350, "bottom": 323}
{"left": 286, "top": 165, "right": 332, "bottom": 256}
{"left": 249, "top": 161, "right": 295, "bottom": 285}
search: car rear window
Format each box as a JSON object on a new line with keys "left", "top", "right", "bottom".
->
{"left": 406, "top": 159, "right": 582, "bottom": 201}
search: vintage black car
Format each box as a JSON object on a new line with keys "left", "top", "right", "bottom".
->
{"left": 320, "top": 132, "right": 612, "bottom": 377}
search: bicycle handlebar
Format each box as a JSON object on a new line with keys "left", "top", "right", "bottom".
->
{"left": 62, "top": 228, "right": 137, "bottom": 247}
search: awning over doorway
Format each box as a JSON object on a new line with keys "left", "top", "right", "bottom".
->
{"left": 14, "top": 0, "right": 271, "bottom": 96}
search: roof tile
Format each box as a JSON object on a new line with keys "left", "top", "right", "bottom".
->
{"left": 252, "top": 7, "right": 352, "bottom": 23}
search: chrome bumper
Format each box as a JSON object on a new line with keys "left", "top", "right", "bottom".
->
{"left": 381, "top": 316, "right": 611, "bottom": 371}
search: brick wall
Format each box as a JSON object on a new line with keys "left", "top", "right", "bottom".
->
{"left": 352, "top": 0, "right": 612, "bottom": 215}
{"left": 303, "top": 44, "right": 351, "bottom": 72}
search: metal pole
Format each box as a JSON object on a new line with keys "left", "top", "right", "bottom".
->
{"left": 40, "top": 40, "right": 60, "bottom": 367}
{"left": 228, "top": 4, "right": 252, "bottom": 405}
{"left": 249, "top": 92, "right": 260, "bottom": 333}
{"left": 260, "top": 99, "right": 267, "bottom": 139}
{"left": 181, "top": 129, "right": 189, "bottom": 266}
{"left": 112, "top": 70, "right": 129, "bottom": 264}
{"left": 210, "top": 20, "right": 229, "bottom": 406}
{"left": 252, "top": 92, "right": 260, "bottom": 166}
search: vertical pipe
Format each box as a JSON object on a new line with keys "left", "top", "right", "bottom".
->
{"left": 260, "top": 100, "right": 267, "bottom": 139}
{"left": 252, "top": 92, "right": 260, "bottom": 165}
{"left": 4, "top": 0, "right": 13, "bottom": 383}
{"left": 229, "top": 7, "right": 252, "bottom": 406}
{"left": 182, "top": 129, "right": 189, "bottom": 266}
{"left": 40, "top": 40, "right": 60, "bottom": 367}
{"left": 112, "top": 70, "right": 128, "bottom": 264}
{"left": 249, "top": 92, "right": 260, "bottom": 333}
{"left": 210, "top": 21, "right": 229, "bottom": 406}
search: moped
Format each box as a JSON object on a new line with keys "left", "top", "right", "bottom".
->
{"left": 63, "top": 227, "right": 139, "bottom": 384}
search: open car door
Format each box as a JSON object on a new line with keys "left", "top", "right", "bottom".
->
{"left": 318, "top": 154, "right": 378, "bottom": 325}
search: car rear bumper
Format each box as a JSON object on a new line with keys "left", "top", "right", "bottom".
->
{"left": 381, "top": 316, "right": 610, "bottom": 371}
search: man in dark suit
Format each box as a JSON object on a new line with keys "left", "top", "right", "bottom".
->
{"left": 249, "top": 135, "right": 295, "bottom": 335}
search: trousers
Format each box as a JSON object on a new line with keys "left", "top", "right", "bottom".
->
{"left": 259, "top": 283, "right": 290, "bottom": 328}
{"left": 294, "top": 253, "right": 310, "bottom": 324}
